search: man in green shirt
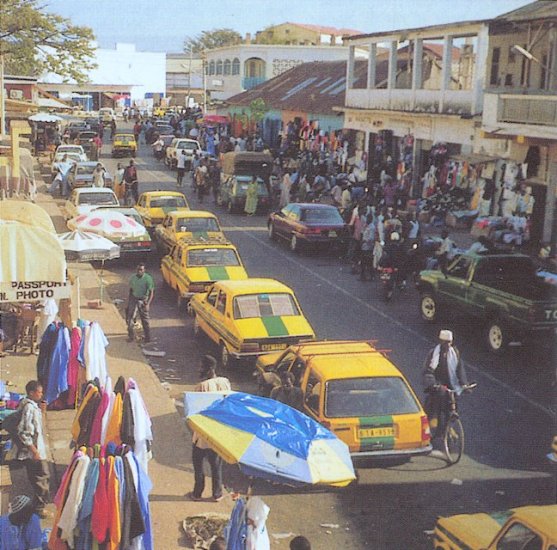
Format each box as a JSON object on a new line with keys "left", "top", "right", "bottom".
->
{"left": 127, "top": 263, "right": 154, "bottom": 343}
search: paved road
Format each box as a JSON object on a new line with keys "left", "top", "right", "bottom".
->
{"left": 60, "top": 128, "right": 556, "bottom": 549}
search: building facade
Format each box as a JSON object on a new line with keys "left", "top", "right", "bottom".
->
{"left": 255, "top": 22, "right": 361, "bottom": 46}
{"left": 166, "top": 53, "right": 204, "bottom": 107}
{"left": 204, "top": 43, "right": 350, "bottom": 101}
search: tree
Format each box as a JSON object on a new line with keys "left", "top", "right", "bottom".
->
{"left": 0, "top": 0, "right": 96, "bottom": 82}
{"left": 184, "top": 28, "right": 243, "bottom": 53}
{"left": 249, "top": 98, "right": 268, "bottom": 124}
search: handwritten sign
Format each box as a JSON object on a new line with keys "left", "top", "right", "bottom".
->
{"left": 0, "top": 281, "right": 71, "bottom": 303}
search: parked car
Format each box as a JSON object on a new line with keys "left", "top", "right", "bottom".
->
{"left": 99, "top": 107, "right": 115, "bottom": 123}
{"left": 268, "top": 203, "right": 347, "bottom": 252}
{"left": 152, "top": 134, "right": 175, "bottom": 156}
{"left": 64, "top": 120, "right": 88, "bottom": 140}
{"left": 84, "top": 117, "right": 101, "bottom": 133}
{"left": 111, "top": 133, "right": 137, "bottom": 158}
{"left": 53, "top": 144, "right": 87, "bottom": 163}
{"left": 417, "top": 252, "right": 557, "bottom": 354}
{"left": 77, "top": 131, "right": 98, "bottom": 155}
{"left": 63, "top": 187, "right": 119, "bottom": 220}
{"left": 134, "top": 191, "right": 189, "bottom": 231}
{"left": 161, "top": 238, "right": 248, "bottom": 308}
{"left": 93, "top": 206, "right": 152, "bottom": 255}
{"left": 154, "top": 210, "right": 224, "bottom": 256}
{"left": 218, "top": 175, "right": 270, "bottom": 214}
{"left": 255, "top": 340, "right": 432, "bottom": 458}
{"left": 165, "top": 138, "right": 201, "bottom": 169}
{"left": 433, "top": 504, "right": 557, "bottom": 549}
{"left": 190, "top": 278, "right": 315, "bottom": 368}
{"left": 67, "top": 161, "right": 113, "bottom": 190}
{"left": 51, "top": 153, "right": 82, "bottom": 180}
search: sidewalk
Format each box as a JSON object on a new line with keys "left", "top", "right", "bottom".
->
{"left": 1, "top": 163, "right": 233, "bottom": 547}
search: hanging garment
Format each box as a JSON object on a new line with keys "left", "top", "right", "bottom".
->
{"left": 129, "top": 451, "right": 153, "bottom": 550}
{"left": 89, "top": 388, "right": 110, "bottom": 446}
{"left": 101, "top": 379, "right": 116, "bottom": 445}
{"left": 84, "top": 322, "right": 109, "bottom": 384}
{"left": 67, "top": 327, "right": 82, "bottom": 406}
{"left": 45, "top": 325, "right": 70, "bottom": 404}
{"left": 92, "top": 456, "right": 109, "bottom": 544}
{"left": 121, "top": 450, "right": 145, "bottom": 548}
{"left": 107, "top": 455, "right": 122, "bottom": 550}
{"left": 38, "top": 299, "right": 59, "bottom": 343}
{"left": 126, "top": 381, "right": 153, "bottom": 472}
{"left": 76, "top": 388, "right": 102, "bottom": 447}
{"left": 104, "top": 392, "right": 123, "bottom": 446}
{"left": 36, "top": 323, "right": 58, "bottom": 386}
{"left": 71, "top": 384, "right": 98, "bottom": 443}
{"left": 75, "top": 452, "right": 100, "bottom": 550}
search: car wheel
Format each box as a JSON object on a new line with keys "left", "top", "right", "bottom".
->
{"left": 420, "top": 293, "right": 439, "bottom": 323}
{"left": 268, "top": 223, "right": 276, "bottom": 241}
{"left": 290, "top": 234, "right": 299, "bottom": 253}
{"left": 484, "top": 318, "right": 508, "bottom": 355}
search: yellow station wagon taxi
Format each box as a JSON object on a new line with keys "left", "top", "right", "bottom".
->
{"left": 190, "top": 278, "right": 315, "bottom": 368}
{"left": 433, "top": 504, "right": 557, "bottom": 550}
{"left": 135, "top": 191, "right": 189, "bottom": 231}
{"left": 111, "top": 133, "right": 137, "bottom": 158}
{"left": 161, "top": 238, "right": 248, "bottom": 307}
{"left": 154, "top": 210, "right": 224, "bottom": 256}
{"left": 255, "top": 340, "right": 432, "bottom": 458}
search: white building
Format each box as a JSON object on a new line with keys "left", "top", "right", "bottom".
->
{"left": 40, "top": 43, "right": 166, "bottom": 109}
{"left": 205, "top": 43, "right": 350, "bottom": 101}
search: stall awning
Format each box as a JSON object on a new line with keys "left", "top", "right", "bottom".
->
{"left": 483, "top": 125, "right": 557, "bottom": 141}
{"left": 5, "top": 98, "right": 38, "bottom": 113}
{"left": 37, "top": 97, "right": 72, "bottom": 110}
{"left": 0, "top": 200, "right": 56, "bottom": 233}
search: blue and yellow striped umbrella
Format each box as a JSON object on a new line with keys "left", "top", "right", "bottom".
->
{"left": 184, "top": 392, "right": 355, "bottom": 487}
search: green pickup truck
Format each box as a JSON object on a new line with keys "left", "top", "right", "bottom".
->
{"left": 417, "top": 253, "right": 557, "bottom": 354}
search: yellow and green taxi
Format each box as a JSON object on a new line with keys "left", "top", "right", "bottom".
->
{"left": 256, "top": 340, "right": 432, "bottom": 458}
{"left": 190, "top": 278, "right": 315, "bottom": 368}
{"left": 135, "top": 191, "right": 189, "bottom": 231}
{"left": 161, "top": 237, "right": 248, "bottom": 307}
{"left": 154, "top": 210, "right": 224, "bottom": 256}
{"left": 111, "top": 133, "right": 137, "bottom": 158}
{"left": 433, "top": 504, "right": 557, "bottom": 549}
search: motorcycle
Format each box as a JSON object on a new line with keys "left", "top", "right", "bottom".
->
{"left": 379, "top": 266, "right": 406, "bottom": 301}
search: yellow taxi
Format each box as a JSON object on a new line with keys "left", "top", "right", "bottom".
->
{"left": 190, "top": 278, "right": 315, "bottom": 368}
{"left": 161, "top": 237, "right": 248, "bottom": 308}
{"left": 255, "top": 340, "right": 432, "bottom": 458}
{"left": 433, "top": 504, "right": 557, "bottom": 549}
{"left": 111, "top": 133, "right": 137, "bottom": 158}
{"left": 154, "top": 210, "right": 224, "bottom": 256}
{"left": 135, "top": 191, "right": 189, "bottom": 231}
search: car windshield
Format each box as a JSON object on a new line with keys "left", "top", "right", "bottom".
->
{"left": 301, "top": 208, "right": 343, "bottom": 224}
{"left": 150, "top": 197, "right": 187, "bottom": 208}
{"left": 76, "top": 165, "right": 97, "bottom": 175}
{"left": 187, "top": 248, "right": 240, "bottom": 267}
{"left": 233, "top": 293, "right": 299, "bottom": 319}
{"left": 325, "top": 377, "right": 421, "bottom": 418}
{"left": 115, "top": 135, "right": 134, "bottom": 143}
{"left": 78, "top": 193, "right": 118, "bottom": 205}
{"left": 234, "top": 178, "right": 268, "bottom": 196}
{"left": 178, "top": 142, "right": 197, "bottom": 150}
{"left": 57, "top": 146, "right": 81, "bottom": 154}
{"left": 176, "top": 217, "right": 220, "bottom": 232}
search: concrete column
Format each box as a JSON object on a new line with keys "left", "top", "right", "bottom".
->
{"left": 388, "top": 41, "right": 398, "bottom": 90}
{"left": 367, "top": 43, "right": 377, "bottom": 89}
{"left": 472, "top": 26, "right": 490, "bottom": 115}
{"left": 439, "top": 35, "right": 453, "bottom": 113}
{"left": 347, "top": 46, "right": 356, "bottom": 89}
{"left": 549, "top": 31, "right": 557, "bottom": 91}
{"left": 412, "top": 39, "right": 423, "bottom": 90}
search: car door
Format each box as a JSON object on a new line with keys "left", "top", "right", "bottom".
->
{"left": 161, "top": 244, "right": 174, "bottom": 286}
{"left": 302, "top": 369, "right": 323, "bottom": 421}
{"left": 273, "top": 204, "right": 292, "bottom": 238}
{"left": 170, "top": 245, "right": 182, "bottom": 291}
{"left": 197, "top": 286, "right": 221, "bottom": 344}
{"left": 438, "top": 256, "right": 473, "bottom": 311}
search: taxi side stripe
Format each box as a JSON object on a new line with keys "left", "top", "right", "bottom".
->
{"left": 261, "top": 316, "right": 289, "bottom": 337}
{"left": 435, "top": 524, "right": 475, "bottom": 550}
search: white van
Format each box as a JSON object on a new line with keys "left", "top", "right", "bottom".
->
{"left": 99, "top": 107, "right": 115, "bottom": 123}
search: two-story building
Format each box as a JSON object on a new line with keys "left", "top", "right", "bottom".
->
{"left": 204, "top": 41, "right": 351, "bottom": 101}
{"left": 342, "top": 0, "right": 556, "bottom": 245}
{"left": 166, "top": 53, "right": 204, "bottom": 108}
{"left": 255, "top": 22, "right": 361, "bottom": 46}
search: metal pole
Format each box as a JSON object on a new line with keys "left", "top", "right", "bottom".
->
{"left": 0, "top": 54, "right": 5, "bottom": 137}
{"left": 202, "top": 54, "right": 207, "bottom": 113}
{"left": 186, "top": 47, "right": 193, "bottom": 109}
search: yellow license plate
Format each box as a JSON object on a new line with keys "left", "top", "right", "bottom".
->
{"left": 261, "top": 343, "right": 287, "bottom": 351}
{"left": 359, "top": 427, "right": 394, "bottom": 438}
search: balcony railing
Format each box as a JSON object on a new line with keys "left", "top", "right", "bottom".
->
{"left": 242, "top": 76, "right": 266, "bottom": 90}
{"left": 483, "top": 92, "right": 557, "bottom": 128}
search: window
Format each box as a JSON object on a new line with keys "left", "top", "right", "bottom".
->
{"left": 216, "top": 291, "right": 227, "bottom": 314}
{"left": 187, "top": 248, "right": 241, "bottom": 267}
{"left": 490, "top": 47, "right": 500, "bottom": 86}
{"left": 448, "top": 257, "right": 471, "bottom": 280}
{"left": 276, "top": 352, "right": 297, "bottom": 374}
{"left": 216, "top": 60, "right": 223, "bottom": 75}
{"left": 305, "top": 373, "right": 321, "bottom": 412}
{"left": 301, "top": 208, "right": 344, "bottom": 224}
{"left": 176, "top": 217, "right": 220, "bottom": 233}
{"left": 207, "top": 289, "right": 218, "bottom": 307}
{"left": 174, "top": 247, "right": 182, "bottom": 264}
{"left": 504, "top": 74, "right": 514, "bottom": 86}
{"left": 496, "top": 522, "right": 542, "bottom": 550}
{"left": 325, "top": 377, "right": 421, "bottom": 418}
{"left": 209, "top": 61, "right": 215, "bottom": 75}
{"left": 224, "top": 59, "right": 231, "bottom": 75}
{"left": 149, "top": 196, "right": 187, "bottom": 208}
{"left": 232, "top": 58, "right": 240, "bottom": 75}
{"left": 233, "top": 293, "right": 300, "bottom": 319}
{"left": 540, "top": 52, "right": 548, "bottom": 89}
{"left": 78, "top": 193, "right": 118, "bottom": 205}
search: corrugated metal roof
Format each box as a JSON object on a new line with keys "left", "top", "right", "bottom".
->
{"left": 225, "top": 60, "right": 369, "bottom": 115}
{"left": 494, "top": 1, "right": 557, "bottom": 22}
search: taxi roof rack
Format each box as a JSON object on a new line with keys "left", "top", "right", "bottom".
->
{"left": 294, "top": 340, "right": 391, "bottom": 357}
{"left": 177, "top": 234, "right": 231, "bottom": 246}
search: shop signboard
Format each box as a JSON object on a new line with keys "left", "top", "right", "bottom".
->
{"left": 0, "top": 280, "right": 71, "bottom": 303}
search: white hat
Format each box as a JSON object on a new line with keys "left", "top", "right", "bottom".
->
{"left": 9, "top": 495, "right": 31, "bottom": 514}
{"left": 439, "top": 330, "right": 453, "bottom": 342}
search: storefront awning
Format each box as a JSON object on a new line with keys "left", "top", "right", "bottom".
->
{"left": 37, "top": 97, "right": 72, "bottom": 110}
{"left": 0, "top": 201, "right": 56, "bottom": 233}
{"left": 450, "top": 153, "right": 503, "bottom": 164}
{"left": 483, "top": 125, "right": 557, "bottom": 141}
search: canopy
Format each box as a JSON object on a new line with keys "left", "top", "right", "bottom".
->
{"left": 0, "top": 200, "right": 56, "bottom": 233}
{"left": 0, "top": 220, "right": 67, "bottom": 286}
{"left": 185, "top": 391, "right": 356, "bottom": 487}
{"left": 28, "top": 113, "right": 63, "bottom": 123}
{"left": 200, "top": 114, "right": 229, "bottom": 125}
{"left": 57, "top": 230, "right": 120, "bottom": 262}
{"left": 67, "top": 210, "right": 146, "bottom": 238}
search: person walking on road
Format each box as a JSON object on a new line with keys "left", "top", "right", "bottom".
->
{"left": 15, "top": 380, "right": 50, "bottom": 519}
{"left": 187, "top": 355, "right": 230, "bottom": 502}
{"left": 123, "top": 159, "right": 139, "bottom": 205}
{"left": 244, "top": 176, "right": 258, "bottom": 216}
{"left": 176, "top": 149, "right": 187, "bottom": 187}
{"left": 126, "top": 263, "right": 154, "bottom": 343}
{"left": 113, "top": 162, "right": 125, "bottom": 200}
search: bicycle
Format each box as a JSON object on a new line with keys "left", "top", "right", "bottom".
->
{"left": 430, "top": 383, "right": 477, "bottom": 464}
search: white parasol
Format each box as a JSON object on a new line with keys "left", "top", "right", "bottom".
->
{"left": 67, "top": 210, "right": 146, "bottom": 238}
{"left": 28, "top": 113, "right": 63, "bottom": 123}
{"left": 57, "top": 230, "right": 120, "bottom": 262}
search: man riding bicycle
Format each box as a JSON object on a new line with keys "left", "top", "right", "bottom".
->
{"left": 423, "top": 330, "right": 469, "bottom": 443}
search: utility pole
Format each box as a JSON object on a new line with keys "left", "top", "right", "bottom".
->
{"left": 186, "top": 46, "right": 193, "bottom": 108}
{"left": 202, "top": 53, "right": 207, "bottom": 113}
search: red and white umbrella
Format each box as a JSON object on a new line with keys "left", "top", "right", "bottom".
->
{"left": 67, "top": 210, "right": 146, "bottom": 238}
